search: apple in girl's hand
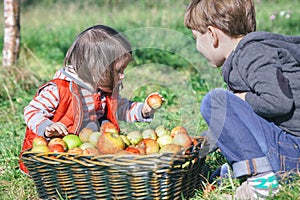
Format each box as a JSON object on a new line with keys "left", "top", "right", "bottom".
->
{"left": 32, "top": 136, "right": 48, "bottom": 147}
{"left": 100, "top": 122, "right": 119, "bottom": 134}
{"left": 126, "top": 131, "right": 143, "bottom": 145}
{"left": 146, "top": 93, "right": 163, "bottom": 109}
{"left": 67, "top": 147, "right": 83, "bottom": 155}
{"left": 48, "top": 138, "right": 68, "bottom": 151}
{"left": 172, "top": 133, "right": 192, "bottom": 149}
{"left": 63, "top": 134, "right": 82, "bottom": 150}
{"left": 88, "top": 132, "right": 102, "bottom": 147}
{"left": 79, "top": 128, "right": 94, "bottom": 143}
{"left": 170, "top": 126, "right": 188, "bottom": 137}
{"left": 97, "top": 132, "right": 125, "bottom": 154}
{"left": 142, "top": 129, "right": 158, "bottom": 140}
{"left": 49, "top": 144, "right": 65, "bottom": 153}
{"left": 31, "top": 144, "right": 49, "bottom": 153}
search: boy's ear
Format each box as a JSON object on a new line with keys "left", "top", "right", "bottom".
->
{"left": 207, "top": 26, "right": 219, "bottom": 48}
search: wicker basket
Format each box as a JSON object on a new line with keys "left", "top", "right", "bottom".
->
{"left": 22, "top": 136, "right": 209, "bottom": 200}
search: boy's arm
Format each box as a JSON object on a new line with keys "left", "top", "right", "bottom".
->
{"left": 24, "top": 83, "right": 59, "bottom": 136}
{"left": 239, "top": 44, "right": 294, "bottom": 118}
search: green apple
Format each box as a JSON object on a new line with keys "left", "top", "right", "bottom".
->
{"left": 126, "top": 131, "right": 143, "bottom": 145}
{"left": 80, "top": 142, "right": 95, "bottom": 150}
{"left": 157, "top": 134, "right": 173, "bottom": 148}
{"left": 120, "top": 135, "right": 131, "bottom": 147}
{"left": 63, "top": 134, "right": 82, "bottom": 150}
{"left": 142, "top": 128, "right": 158, "bottom": 140}
{"left": 155, "top": 125, "right": 170, "bottom": 137}
{"left": 31, "top": 144, "right": 49, "bottom": 153}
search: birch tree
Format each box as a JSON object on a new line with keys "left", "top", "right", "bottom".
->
{"left": 2, "top": 0, "right": 20, "bottom": 67}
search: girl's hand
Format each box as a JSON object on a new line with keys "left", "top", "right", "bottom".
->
{"left": 142, "top": 93, "right": 165, "bottom": 118}
{"left": 45, "top": 122, "right": 68, "bottom": 137}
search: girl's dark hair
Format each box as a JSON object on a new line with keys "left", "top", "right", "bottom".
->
{"left": 64, "top": 25, "right": 132, "bottom": 90}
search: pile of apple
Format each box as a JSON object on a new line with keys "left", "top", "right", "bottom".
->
{"left": 30, "top": 94, "right": 196, "bottom": 156}
{"left": 30, "top": 122, "right": 195, "bottom": 156}
{"left": 120, "top": 124, "right": 195, "bottom": 155}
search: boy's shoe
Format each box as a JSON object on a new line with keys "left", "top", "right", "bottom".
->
{"left": 235, "top": 172, "right": 280, "bottom": 200}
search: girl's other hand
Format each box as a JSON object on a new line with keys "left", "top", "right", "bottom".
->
{"left": 45, "top": 122, "right": 68, "bottom": 137}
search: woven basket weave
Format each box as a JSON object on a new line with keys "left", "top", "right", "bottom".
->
{"left": 22, "top": 136, "right": 209, "bottom": 200}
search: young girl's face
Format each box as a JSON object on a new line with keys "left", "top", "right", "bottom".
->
{"left": 98, "top": 58, "right": 129, "bottom": 93}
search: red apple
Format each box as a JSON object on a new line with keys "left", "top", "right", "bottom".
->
{"left": 31, "top": 144, "right": 49, "bottom": 153}
{"left": 126, "top": 131, "right": 143, "bottom": 145}
{"left": 142, "top": 129, "right": 158, "bottom": 140}
{"left": 155, "top": 125, "right": 170, "bottom": 137}
{"left": 63, "top": 134, "right": 82, "bottom": 150}
{"left": 137, "top": 139, "right": 159, "bottom": 154}
{"left": 170, "top": 126, "right": 188, "bottom": 137}
{"left": 157, "top": 134, "right": 173, "bottom": 148}
{"left": 82, "top": 147, "right": 100, "bottom": 156}
{"left": 32, "top": 136, "right": 48, "bottom": 147}
{"left": 97, "top": 132, "right": 125, "bottom": 154}
{"left": 100, "top": 122, "right": 119, "bottom": 134}
{"left": 191, "top": 138, "right": 199, "bottom": 146}
{"left": 79, "top": 128, "right": 94, "bottom": 143}
{"left": 67, "top": 147, "right": 83, "bottom": 155}
{"left": 125, "top": 146, "right": 142, "bottom": 154}
{"left": 49, "top": 144, "right": 65, "bottom": 153}
{"left": 48, "top": 138, "right": 68, "bottom": 151}
{"left": 88, "top": 132, "right": 102, "bottom": 147}
{"left": 172, "top": 133, "right": 192, "bottom": 149}
{"left": 146, "top": 93, "right": 163, "bottom": 109}
{"left": 159, "top": 144, "right": 182, "bottom": 153}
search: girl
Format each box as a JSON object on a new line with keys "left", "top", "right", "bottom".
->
{"left": 20, "top": 24, "right": 162, "bottom": 174}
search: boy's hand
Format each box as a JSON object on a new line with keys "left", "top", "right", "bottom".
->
{"left": 234, "top": 92, "right": 246, "bottom": 100}
{"left": 142, "top": 92, "right": 165, "bottom": 118}
{"left": 45, "top": 122, "right": 68, "bottom": 137}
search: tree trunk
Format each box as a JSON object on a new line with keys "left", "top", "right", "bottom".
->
{"left": 2, "top": 0, "right": 20, "bottom": 67}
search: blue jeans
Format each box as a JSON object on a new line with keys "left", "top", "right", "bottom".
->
{"left": 200, "top": 88, "right": 300, "bottom": 178}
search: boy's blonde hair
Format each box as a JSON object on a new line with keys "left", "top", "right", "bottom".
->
{"left": 64, "top": 25, "right": 132, "bottom": 91}
{"left": 184, "top": 0, "right": 256, "bottom": 37}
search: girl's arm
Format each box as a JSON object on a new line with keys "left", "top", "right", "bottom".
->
{"left": 116, "top": 95, "right": 152, "bottom": 122}
{"left": 24, "top": 83, "right": 60, "bottom": 136}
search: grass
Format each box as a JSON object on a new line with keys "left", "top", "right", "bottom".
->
{"left": 0, "top": 0, "right": 300, "bottom": 199}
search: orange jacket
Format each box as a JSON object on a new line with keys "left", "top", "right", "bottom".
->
{"left": 19, "top": 79, "right": 119, "bottom": 174}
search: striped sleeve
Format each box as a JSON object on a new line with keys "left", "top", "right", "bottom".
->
{"left": 117, "top": 96, "right": 152, "bottom": 122}
{"left": 24, "top": 83, "right": 60, "bottom": 136}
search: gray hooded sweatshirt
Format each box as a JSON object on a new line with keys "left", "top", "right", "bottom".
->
{"left": 222, "top": 31, "right": 300, "bottom": 136}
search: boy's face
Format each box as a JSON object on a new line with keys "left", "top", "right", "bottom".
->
{"left": 192, "top": 29, "right": 224, "bottom": 67}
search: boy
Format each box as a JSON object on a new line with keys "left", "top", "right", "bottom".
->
{"left": 184, "top": 0, "right": 300, "bottom": 199}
